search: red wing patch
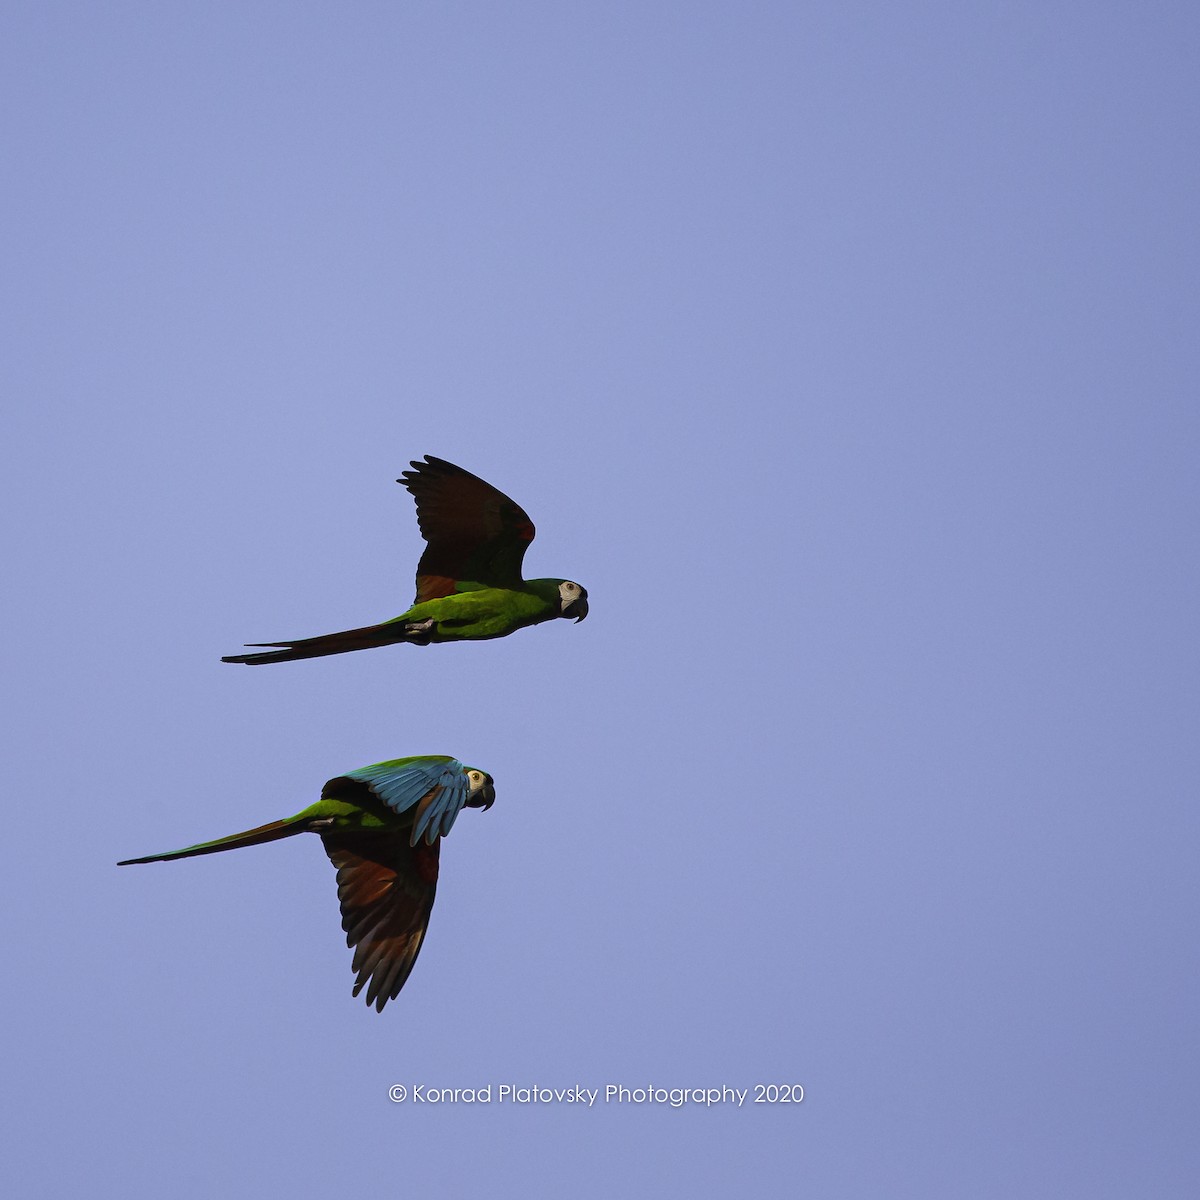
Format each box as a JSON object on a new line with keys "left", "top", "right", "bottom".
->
{"left": 399, "top": 456, "right": 536, "bottom": 598}
{"left": 321, "top": 832, "right": 440, "bottom": 1012}
{"left": 415, "top": 573, "right": 457, "bottom": 603}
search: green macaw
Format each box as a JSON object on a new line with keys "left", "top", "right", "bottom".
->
{"left": 222, "top": 455, "right": 588, "bottom": 665}
{"left": 119, "top": 755, "right": 495, "bottom": 1011}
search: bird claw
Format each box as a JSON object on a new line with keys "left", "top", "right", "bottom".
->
{"left": 404, "top": 619, "right": 437, "bottom": 645}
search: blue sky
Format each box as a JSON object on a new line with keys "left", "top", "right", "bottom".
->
{"left": 3, "top": 2, "right": 1198, "bottom": 1195}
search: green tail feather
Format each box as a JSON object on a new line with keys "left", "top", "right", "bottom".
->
{"left": 118, "top": 816, "right": 312, "bottom": 865}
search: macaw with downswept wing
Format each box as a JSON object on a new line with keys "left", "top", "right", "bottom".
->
{"left": 222, "top": 456, "right": 588, "bottom": 665}
{"left": 119, "top": 755, "right": 495, "bottom": 1011}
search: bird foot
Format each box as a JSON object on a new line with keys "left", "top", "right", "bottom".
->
{"left": 404, "top": 619, "right": 437, "bottom": 645}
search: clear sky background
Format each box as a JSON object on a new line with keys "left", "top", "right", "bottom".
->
{"left": 3, "top": 2, "right": 1197, "bottom": 1195}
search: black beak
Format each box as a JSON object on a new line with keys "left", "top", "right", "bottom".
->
{"left": 564, "top": 596, "right": 589, "bottom": 623}
{"left": 468, "top": 781, "right": 496, "bottom": 811}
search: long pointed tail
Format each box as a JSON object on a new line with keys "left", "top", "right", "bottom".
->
{"left": 118, "top": 815, "right": 316, "bottom": 865}
{"left": 221, "top": 620, "right": 410, "bottom": 666}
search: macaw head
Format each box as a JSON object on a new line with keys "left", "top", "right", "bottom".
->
{"left": 465, "top": 768, "right": 496, "bottom": 810}
{"left": 557, "top": 580, "right": 589, "bottom": 622}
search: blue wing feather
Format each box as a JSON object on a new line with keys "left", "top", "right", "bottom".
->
{"left": 344, "top": 756, "right": 469, "bottom": 845}
{"left": 410, "top": 785, "right": 443, "bottom": 845}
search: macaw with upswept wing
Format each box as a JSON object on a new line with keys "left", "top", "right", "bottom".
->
{"left": 119, "top": 755, "right": 495, "bottom": 1011}
{"left": 222, "top": 455, "right": 588, "bottom": 665}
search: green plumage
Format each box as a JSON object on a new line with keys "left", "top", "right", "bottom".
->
{"left": 119, "top": 755, "right": 496, "bottom": 1010}
{"left": 115, "top": 795, "right": 391, "bottom": 865}
{"left": 222, "top": 456, "right": 587, "bottom": 665}
{"left": 384, "top": 577, "right": 566, "bottom": 639}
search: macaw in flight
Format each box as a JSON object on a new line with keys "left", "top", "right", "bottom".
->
{"left": 119, "top": 755, "right": 495, "bottom": 1011}
{"left": 222, "top": 455, "right": 588, "bottom": 665}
